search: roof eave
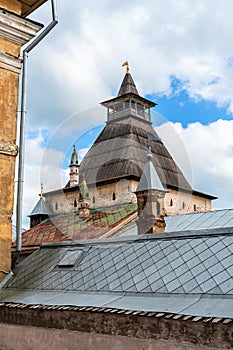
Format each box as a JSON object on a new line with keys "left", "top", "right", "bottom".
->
{"left": 20, "top": 0, "right": 48, "bottom": 17}
{"left": 101, "top": 92, "right": 156, "bottom": 108}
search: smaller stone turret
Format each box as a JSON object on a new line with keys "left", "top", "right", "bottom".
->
{"left": 69, "top": 145, "right": 79, "bottom": 187}
{"left": 135, "top": 147, "right": 166, "bottom": 234}
{"left": 78, "top": 174, "right": 90, "bottom": 219}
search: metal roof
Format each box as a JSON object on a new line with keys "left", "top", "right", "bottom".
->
{"left": 165, "top": 208, "right": 233, "bottom": 232}
{"left": 2, "top": 227, "right": 233, "bottom": 318}
{"left": 135, "top": 149, "right": 165, "bottom": 192}
{"left": 118, "top": 208, "right": 233, "bottom": 237}
{"left": 12, "top": 203, "right": 138, "bottom": 251}
{"left": 28, "top": 196, "right": 51, "bottom": 217}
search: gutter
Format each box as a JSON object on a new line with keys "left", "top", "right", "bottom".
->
{"left": 14, "top": 0, "right": 58, "bottom": 266}
{"left": 0, "top": 271, "right": 14, "bottom": 289}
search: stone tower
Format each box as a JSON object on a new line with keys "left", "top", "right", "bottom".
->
{"left": 78, "top": 174, "right": 91, "bottom": 219}
{"left": 69, "top": 145, "right": 79, "bottom": 187}
{"left": 135, "top": 147, "right": 166, "bottom": 234}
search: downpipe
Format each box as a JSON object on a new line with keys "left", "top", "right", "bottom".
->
{"left": 13, "top": 0, "right": 58, "bottom": 268}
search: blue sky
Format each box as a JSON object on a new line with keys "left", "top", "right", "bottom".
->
{"left": 16, "top": 0, "right": 233, "bottom": 227}
{"left": 151, "top": 77, "right": 231, "bottom": 127}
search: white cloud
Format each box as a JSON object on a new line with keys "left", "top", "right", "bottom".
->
{"left": 14, "top": 132, "right": 66, "bottom": 228}
{"left": 27, "top": 0, "right": 233, "bottom": 131}
{"left": 78, "top": 147, "right": 89, "bottom": 160}
{"left": 15, "top": 0, "right": 233, "bottom": 227}
{"left": 156, "top": 119, "right": 233, "bottom": 209}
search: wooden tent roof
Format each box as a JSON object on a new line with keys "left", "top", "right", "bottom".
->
{"left": 79, "top": 116, "right": 192, "bottom": 191}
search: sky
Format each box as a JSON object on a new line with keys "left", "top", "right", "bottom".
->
{"left": 15, "top": 0, "right": 233, "bottom": 228}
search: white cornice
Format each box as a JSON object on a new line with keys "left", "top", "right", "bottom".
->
{"left": 0, "top": 8, "right": 43, "bottom": 46}
{"left": 0, "top": 140, "right": 18, "bottom": 157}
{"left": 0, "top": 50, "right": 21, "bottom": 73}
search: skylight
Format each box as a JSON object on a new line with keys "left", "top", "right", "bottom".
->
{"left": 57, "top": 249, "right": 86, "bottom": 268}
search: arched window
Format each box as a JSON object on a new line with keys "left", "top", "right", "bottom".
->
{"left": 112, "top": 192, "right": 116, "bottom": 201}
{"left": 55, "top": 202, "right": 58, "bottom": 210}
{"left": 74, "top": 199, "right": 77, "bottom": 208}
{"left": 170, "top": 198, "right": 173, "bottom": 207}
{"left": 194, "top": 204, "right": 197, "bottom": 211}
{"left": 92, "top": 196, "right": 95, "bottom": 204}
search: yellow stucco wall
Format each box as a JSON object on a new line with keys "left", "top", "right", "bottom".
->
{"left": 0, "top": 3, "right": 42, "bottom": 279}
{"left": 0, "top": 0, "right": 22, "bottom": 15}
{"left": 0, "top": 55, "right": 19, "bottom": 278}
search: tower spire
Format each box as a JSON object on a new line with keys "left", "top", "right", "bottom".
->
{"left": 118, "top": 62, "right": 139, "bottom": 96}
{"left": 135, "top": 145, "right": 166, "bottom": 234}
{"left": 78, "top": 173, "right": 90, "bottom": 219}
{"left": 40, "top": 183, "right": 43, "bottom": 197}
{"left": 69, "top": 145, "right": 79, "bottom": 187}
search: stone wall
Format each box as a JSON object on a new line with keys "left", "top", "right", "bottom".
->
{"left": 0, "top": 306, "right": 231, "bottom": 350}
{"left": 165, "top": 188, "right": 212, "bottom": 216}
{"left": 44, "top": 179, "right": 211, "bottom": 218}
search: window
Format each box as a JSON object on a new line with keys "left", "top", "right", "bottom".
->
{"left": 92, "top": 196, "right": 95, "bottom": 204}
{"left": 55, "top": 202, "right": 58, "bottom": 210}
{"left": 194, "top": 204, "right": 197, "bottom": 211}
{"left": 182, "top": 202, "right": 185, "bottom": 209}
{"left": 170, "top": 198, "right": 173, "bottom": 207}
{"left": 74, "top": 199, "right": 77, "bottom": 207}
{"left": 57, "top": 249, "right": 86, "bottom": 269}
{"left": 112, "top": 192, "right": 116, "bottom": 200}
{"left": 157, "top": 201, "right": 161, "bottom": 214}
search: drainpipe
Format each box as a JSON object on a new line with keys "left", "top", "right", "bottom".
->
{"left": 15, "top": 0, "right": 58, "bottom": 264}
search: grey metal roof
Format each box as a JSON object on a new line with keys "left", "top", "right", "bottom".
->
{"left": 135, "top": 149, "right": 165, "bottom": 192}
{"left": 1, "top": 228, "right": 233, "bottom": 318}
{"left": 28, "top": 196, "right": 51, "bottom": 217}
{"left": 118, "top": 208, "right": 233, "bottom": 237}
{"left": 165, "top": 208, "right": 233, "bottom": 232}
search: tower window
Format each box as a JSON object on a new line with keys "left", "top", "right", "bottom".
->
{"left": 170, "top": 198, "right": 173, "bottom": 207}
{"left": 112, "top": 192, "right": 116, "bottom": 201}
{"left": 157, "top": 201, "right": 161, "bottom": 214}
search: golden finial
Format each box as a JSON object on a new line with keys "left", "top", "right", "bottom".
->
{"left": 122, "top": 61, "right": 130, "bottom": 74}
{"left": 40, "top": 183, "right": 43, "bottom": 197}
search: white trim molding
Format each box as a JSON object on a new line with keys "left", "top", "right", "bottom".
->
{"left": 0, "top": 140, "right": 18, "bottom": 157}
{"left": 0, "top": 8, "right": 43, "bottom": 46}
{"left": 0, "top": 50, "right": 21, "bottom": 73}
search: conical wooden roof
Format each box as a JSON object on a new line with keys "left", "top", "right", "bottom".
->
{"left": 117, "top": 72, "right": 139, "bottom": 96}
{"left": 79, "top": 70, "right": 214, "bottom": 198}
{"left": 79, "top": 117, "right": 192, "bottom": 191}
